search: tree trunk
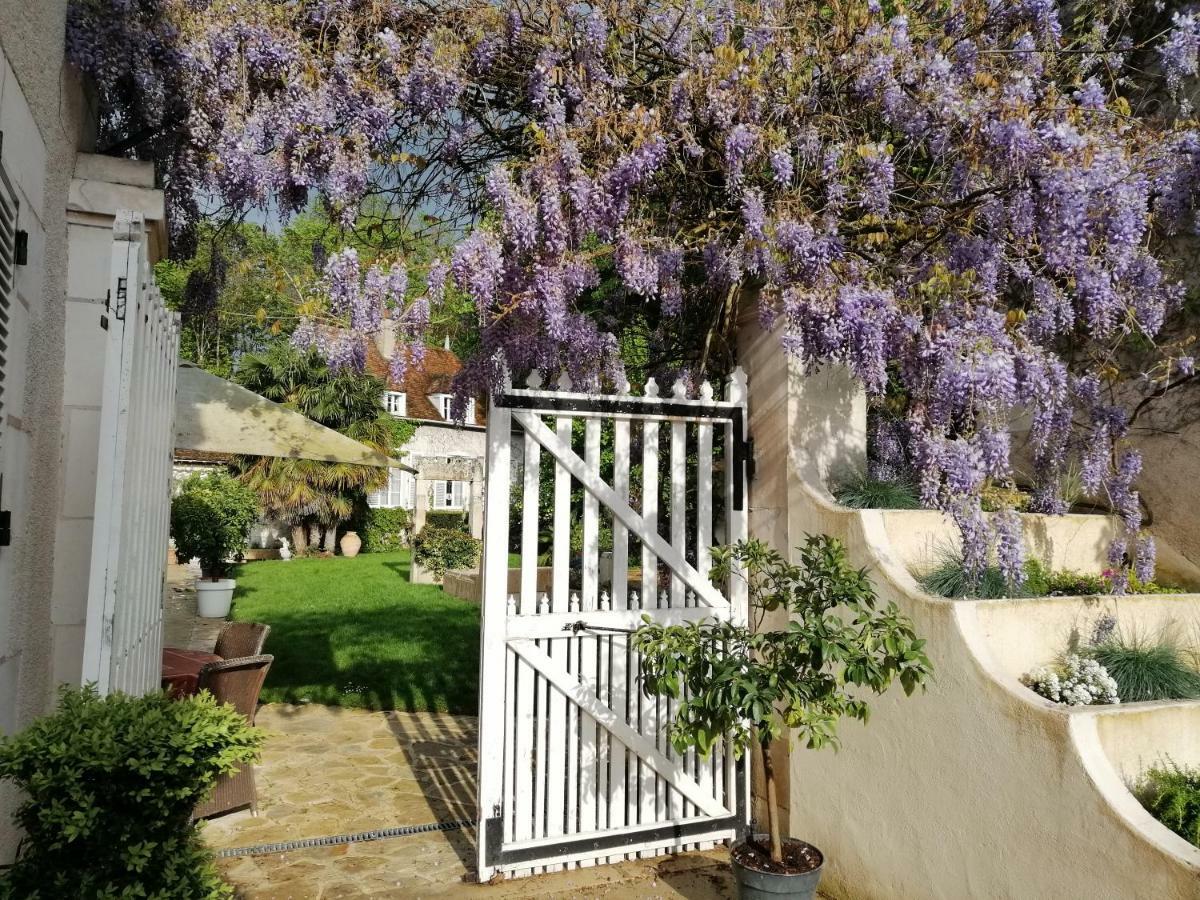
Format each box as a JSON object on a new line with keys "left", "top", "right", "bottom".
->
{"left": 324, "top": 525, "right": 338, "bottom": 553}
{"left": 291, "top": 524, "right": 308, "bottom": 554}
{"left": 308, "top": 522, "right": 321, "bottom": 550}
{"left": 759, "top": 739, "right": 784, "bottom": 865}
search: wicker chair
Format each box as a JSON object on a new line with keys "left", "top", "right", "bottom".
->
{"left": 193, "top": 654, "right": 273, "bottom": 820}
{"left": 213, "top": 621, "right": 271, "bottom": 660}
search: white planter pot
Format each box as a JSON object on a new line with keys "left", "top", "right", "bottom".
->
{"left": 196, "top": 578, "right": 236, "bottom": 618}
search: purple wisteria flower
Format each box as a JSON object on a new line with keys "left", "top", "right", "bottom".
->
{"left": 66, "top": 0, "right": 1200, "bottom": 584}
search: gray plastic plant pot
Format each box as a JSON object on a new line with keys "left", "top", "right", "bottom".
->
{"left": 730, "top": 837, "right": 824, "bottom": 900}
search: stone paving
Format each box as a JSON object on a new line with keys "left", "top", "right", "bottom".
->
{"left": 205, "top": 704, "right": 740, "bottom": 899}
{"left": 163, "top": 558, "right": 224, "bottom": 651}
{"left": 169, "top": 560, "right": 779, "bottom": 898}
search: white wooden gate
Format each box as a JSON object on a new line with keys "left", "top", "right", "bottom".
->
{"left": 477, "top": 370, "right": 750, "bottom": 879}
{"left": 82, "top": 210, "right": 180, "bottom": 696}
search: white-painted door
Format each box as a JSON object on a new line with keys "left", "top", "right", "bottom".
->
{"left": 82, "top": 211, "right": 180, "bottom": 696}
{"left": 477, "top": 370, "right": 750, "bottom": 879}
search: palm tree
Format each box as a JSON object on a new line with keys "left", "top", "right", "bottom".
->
{"left": 233, "top": 344, "right": 394, "bottom": 553}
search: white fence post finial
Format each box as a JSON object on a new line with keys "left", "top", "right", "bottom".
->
{"left": 728, "top": 366, "right": 748, "bottom": 404}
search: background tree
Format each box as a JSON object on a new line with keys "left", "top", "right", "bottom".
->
{"left": 232, "top": 344, "right": 396, "bottom": 554}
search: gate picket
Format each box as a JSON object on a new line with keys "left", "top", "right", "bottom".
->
{"left": 477, "top": 369, "right": 749, "bottom": 881}
{"left": 551, "top": 382, "right": 574, "bottom": 853}
{"left": 609, "top": 382, "right": 631, "bottom": 861}
{"left": 639, "top": 396, "right": 663, "bottom": 843}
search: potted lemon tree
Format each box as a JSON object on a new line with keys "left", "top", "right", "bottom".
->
{"left": 633, "top": 535, "right": 932, "bottom": 899}
{"left": 171, "top": 471, "right": 259, "bottom": 618}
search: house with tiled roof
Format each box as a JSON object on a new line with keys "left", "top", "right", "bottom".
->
{"left": 172, "top": 333, "right": 488, "bottom": 545}
{"left": 363, "top": 331, "right": 487, "bottom": 537}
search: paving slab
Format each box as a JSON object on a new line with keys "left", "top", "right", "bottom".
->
{"left": 206, "top": 704, "right": 749, "bottom": 899}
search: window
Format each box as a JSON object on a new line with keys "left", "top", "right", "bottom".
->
{"left": 433, "top": 480, "right": 465, "bottom": 509}
{"left": 434, "top": 394, "right": 475, "bottom": 423}
{"left": 367, "top": 467, "right": 415, "bottom": 509}
{"left": 383, "top": 391, "right": 406, "bottom": 416}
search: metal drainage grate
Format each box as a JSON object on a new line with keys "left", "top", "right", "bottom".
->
{"left": 214, "top": 818, "right": 477, "bottom": 858}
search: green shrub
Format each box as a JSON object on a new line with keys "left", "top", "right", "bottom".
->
{"left": 426, "top": 510, "right": 468, "bottom": 532}
{"left": 0, "top": 686, "right": 263, "bottom": 899}
{"left": 1139, "top": 762, "right": 1200, "bottom": 847}
{"left": 413, "top": 526, "right": 481, "bottom": 578}
{"left": 361, "top": 507, "right": 411, "bottom": 552}
{"left": 979, "top": 481, "right": 1031, "bottom": 512}
{"left": 1126, "top": 572, "right": 1180, "bottom": 594}
{"left": 633, "top": 535, "right": 932, "bottom": 866}
{"left": 171, "top": 471, "right": 259, "bottom": 578}
{"left": 1087, "top": 628, "right": 1200, "bottom": 702}
{"left": 831, "top": 470, "right": 921, "bottom": 510}
{"left": 1044, "top": 569, "right": 1110, "bottom": 595}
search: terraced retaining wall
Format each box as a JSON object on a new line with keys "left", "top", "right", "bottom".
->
{"left": 739, "top": 313, "right": 1200, "bottom": 900}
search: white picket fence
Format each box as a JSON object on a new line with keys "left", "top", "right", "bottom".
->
{"left": 82, "top": 211, "right": 180, "bottom": 696}
{"left": 477, "top": 369, "right": 750, "bottom": 879}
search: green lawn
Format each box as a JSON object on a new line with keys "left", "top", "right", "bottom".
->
{"left": 230, "top": 550, "right": 479, "bottom": 713}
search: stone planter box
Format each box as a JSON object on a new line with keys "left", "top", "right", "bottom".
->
{"left": 441, "top": 566, "right": 555, "bottom": 602}
{"left": 243, "top": 548, "right": 282, "bottom": 561}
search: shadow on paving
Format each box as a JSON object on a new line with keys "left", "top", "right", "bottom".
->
{"left": 384, "top": 708, "right": 480, "bottom": 876}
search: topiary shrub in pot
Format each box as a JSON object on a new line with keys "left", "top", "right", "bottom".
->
{"left": 633, "top": 535, "right": 933, "bottom": 899}
{"left": 171, "top": 471, "right": 260, "bottom": 617}
{"left": 0, "top": 685, "right": 263, "bottom": 899}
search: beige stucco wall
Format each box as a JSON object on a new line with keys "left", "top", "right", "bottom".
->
{"left": 0, "top": 0, "right": 88, "bottom": 862}
{"left": 739, "top": 313, "right": 1200, "bottom": 899}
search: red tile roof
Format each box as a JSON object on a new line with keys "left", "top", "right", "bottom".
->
{"left": 174, "top": 448, "right": 235, "bottom": 465}
{"left": 365, "top": 342, "right": 486, "bottom": 426}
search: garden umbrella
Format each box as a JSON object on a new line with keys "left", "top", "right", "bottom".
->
{"left": 174, "top": 362, "right": 413, "bottom": 470}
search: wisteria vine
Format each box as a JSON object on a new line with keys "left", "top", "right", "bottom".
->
{"left": 67, "top": 0, "right": 1200, "bottom": 585}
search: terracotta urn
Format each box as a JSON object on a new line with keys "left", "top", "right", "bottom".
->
{"left": 339, "top": 530, "right": 362, "bottom": 558}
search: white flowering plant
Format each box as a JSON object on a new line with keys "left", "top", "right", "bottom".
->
{"left": 1021, "top": 654, "right": 1120, "bottom": 706}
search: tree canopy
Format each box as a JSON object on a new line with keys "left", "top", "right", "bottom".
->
{"left": 67, "top": 0, "right": 1200, "bottom": 582}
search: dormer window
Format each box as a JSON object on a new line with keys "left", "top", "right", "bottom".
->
{"left": 383, "top": 391, "right": 407, "bottom": 416}
{"left": 434, "top": 393, "right": 474, "bottom": 423}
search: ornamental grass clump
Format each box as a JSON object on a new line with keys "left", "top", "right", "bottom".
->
{"left": 831, "top": 470, "right": 921, "bottom": 510}
{"left": 0, "top": 686, "right": 263, "bottom": 899}
{"left": 1021, "top": 654, "right": 1120, "bottom": 706}
{"left": 1139, "top": 761, "right": 1200, "bottom": 848}
{"left": 1087, "top": 627, "right": 1200, "bottom": 703}
{"left": 633, "top": 535, "right": 932, "bottom": 868}
{"left": 917, "top": 548, "right": 1048, "bottom": 599}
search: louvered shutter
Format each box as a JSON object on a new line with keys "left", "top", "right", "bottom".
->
{"left": 0, "top": 156, "right": 15, "bottom": 446}
{"left": 0, "top": 148, "right": 18, "bottom": 550}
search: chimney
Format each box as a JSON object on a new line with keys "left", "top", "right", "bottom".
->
{"left": 374, "top": 315, "right": 396, "bottom": 361}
